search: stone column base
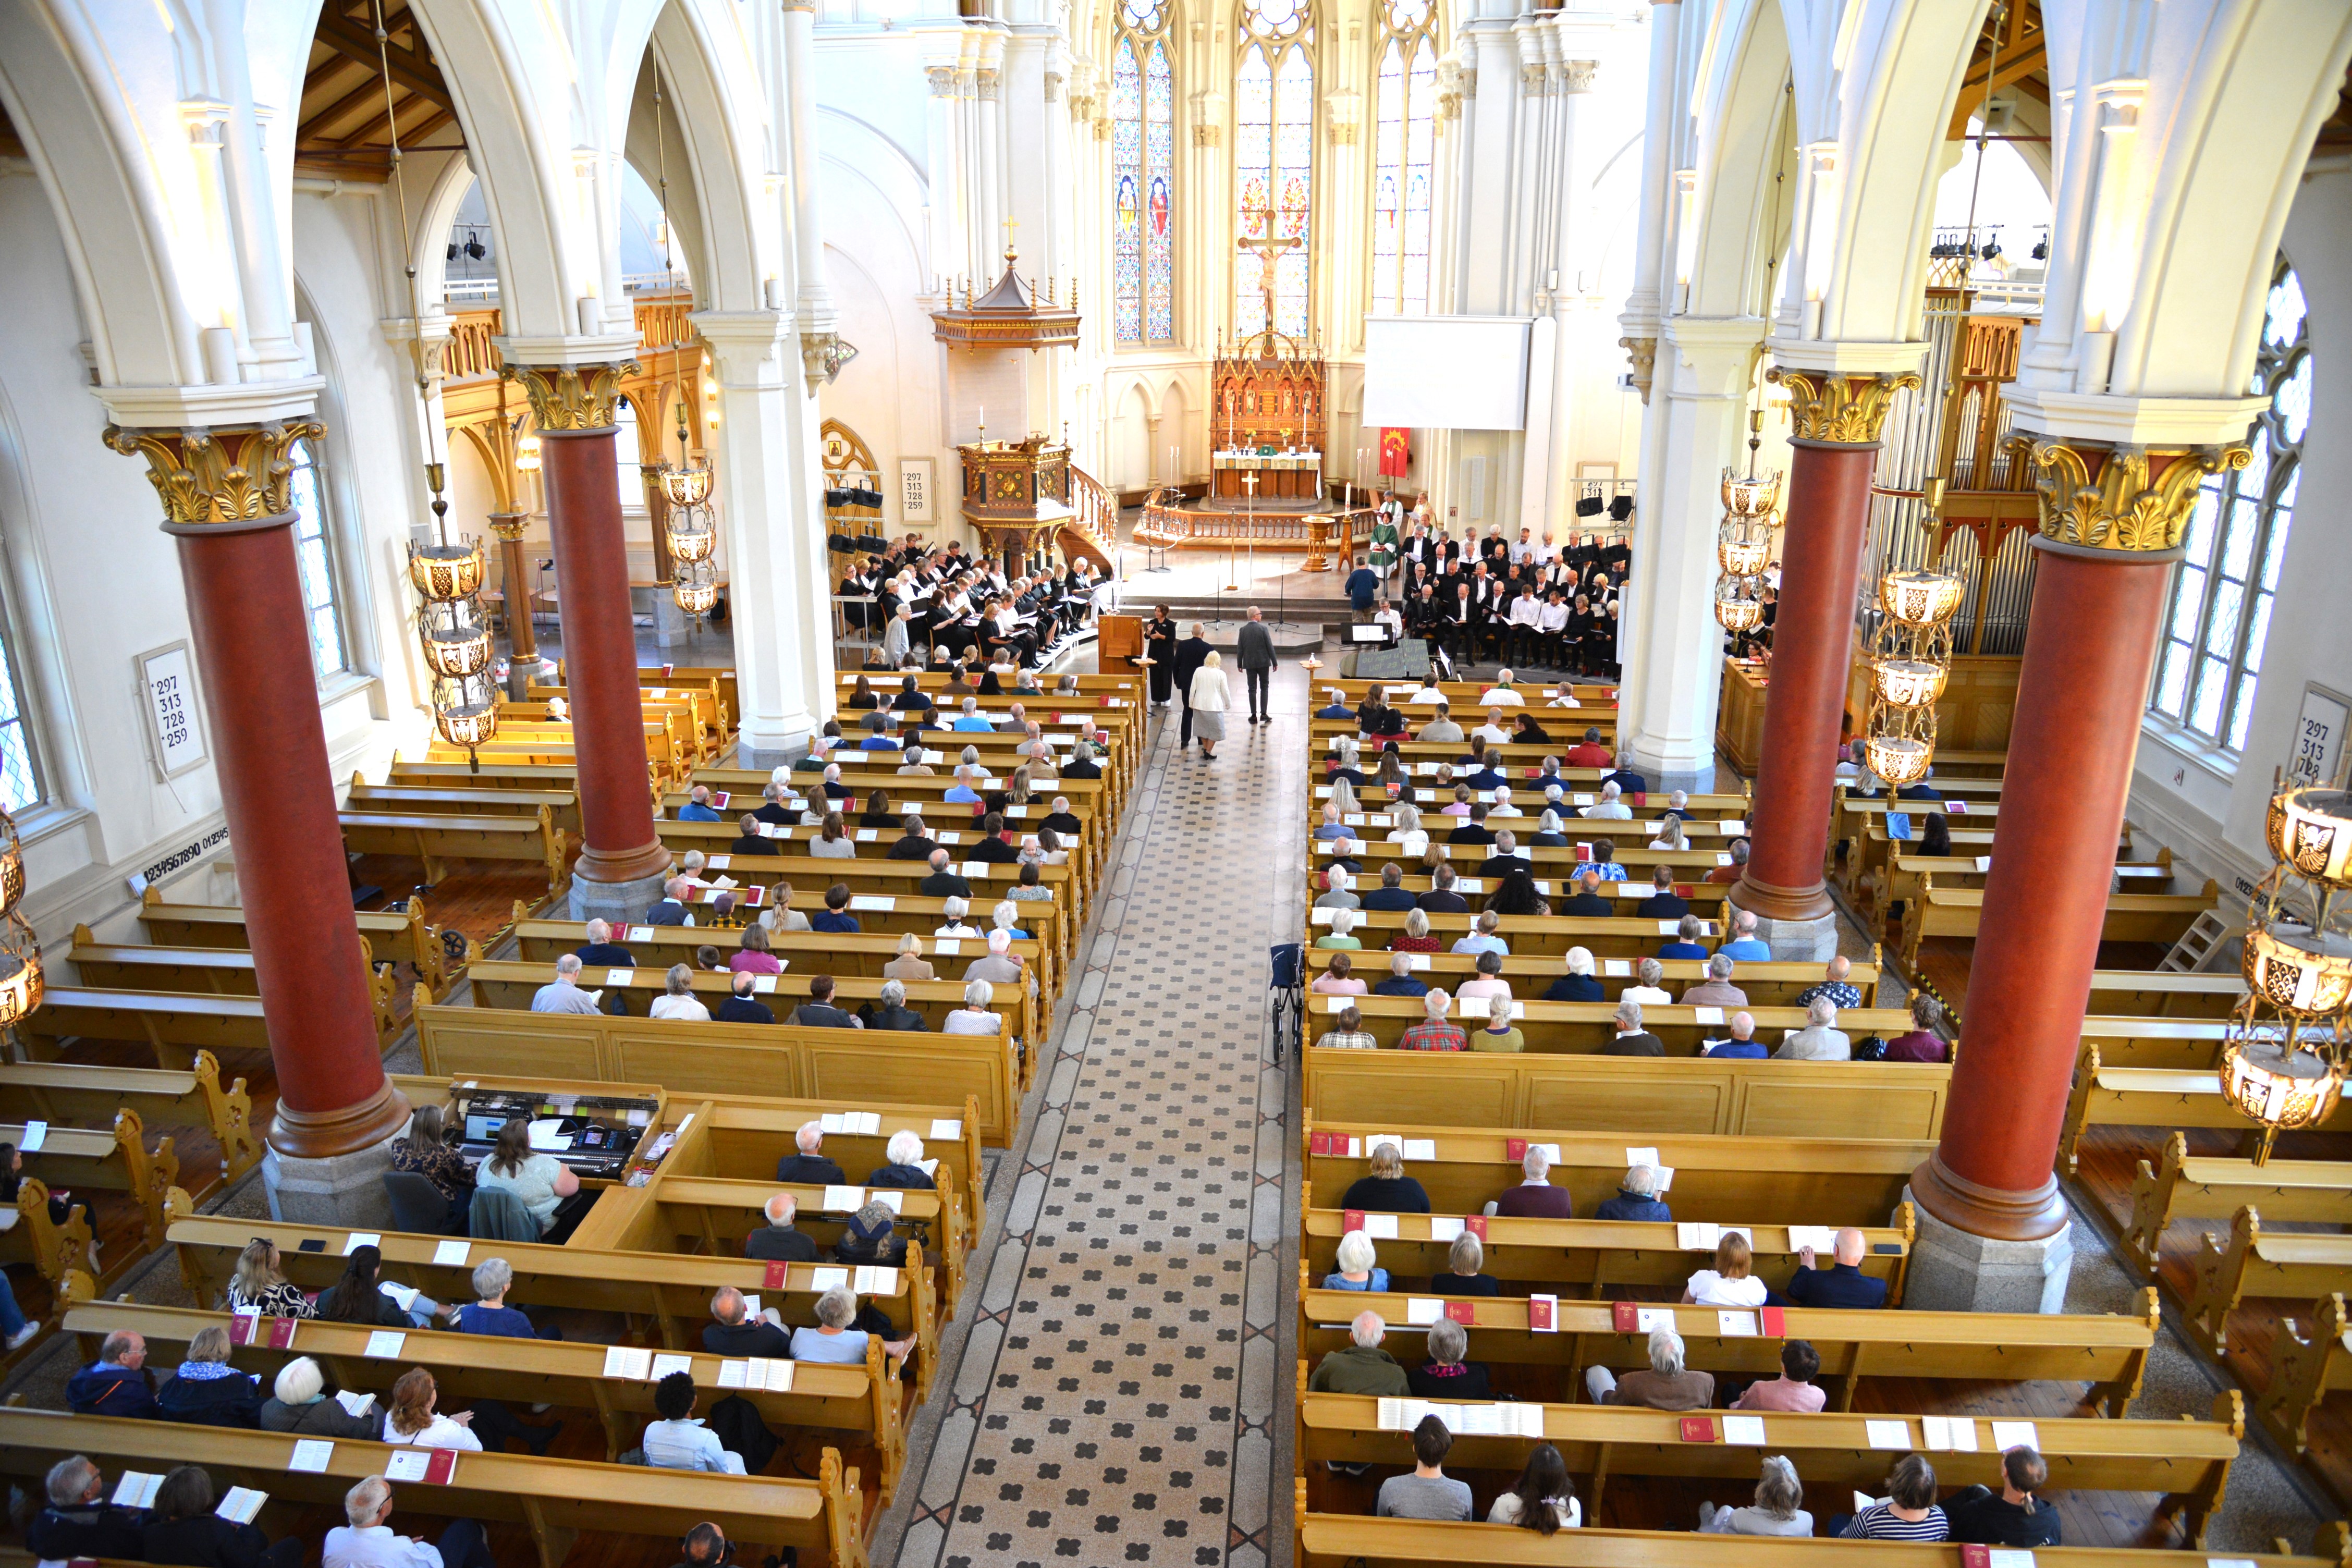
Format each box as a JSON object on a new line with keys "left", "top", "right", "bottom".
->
{"left": 736, "top": 741, "right": 810, "bottom": 772}
{"left": 651, "top": 593, "right": 692, "bottom": 648}
{"left": 1901, "top": 1183, "right": 2075, "bottom": 1314}
{"left": 504, "top": 654, "right": 554, "bottom": 700}
{"left": 263, "top": 1133, "right": 401, "bottom": 1227}
{"left": 1743, "top": 908, "right": 1842, "bottom": 962}
{"left": 569, "top": 867, "right": 673, "bottom": 927}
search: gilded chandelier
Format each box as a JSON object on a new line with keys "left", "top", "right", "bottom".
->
{"left": 2220, "top": 773, "right": 2352, "bottom": 1132}
{"left": 1712, "top": 467, "right": 1781, "bottom": 633}
{"left": 0, "top": 808, "right": 41, "bottom": 1030}
{"left": 1858, "top": 480, "right": 1964, "bottom": 789}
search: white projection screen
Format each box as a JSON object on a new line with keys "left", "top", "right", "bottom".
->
{"left": 1361, "top": 315, "right": 1532, "bottom": 431}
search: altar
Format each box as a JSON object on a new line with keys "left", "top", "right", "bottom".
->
{"left": 1209, "top": 448, "right": 1324, "bottom": 501}
{"left": 1211, "top": 320, "right": 1328, "bottom": 507}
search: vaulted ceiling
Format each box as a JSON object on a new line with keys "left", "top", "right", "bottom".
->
{"left": 295, "top": 3, "right": 463, "bottom": 179}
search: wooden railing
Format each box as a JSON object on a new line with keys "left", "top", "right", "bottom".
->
{"left": 444, "top": 309, "right": 503, "bottom": 383}
{"left": 1061, "top": 465, "right": 1120, "bottom": 573}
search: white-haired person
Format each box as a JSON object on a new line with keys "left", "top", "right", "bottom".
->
{"left": 775, "top": 1121, "right": 846, "bottom": 1185}
{"left": 648, "top": 964, "right": 710, "bottom": 1022}
{"left": 1340, "top": 1140, "right": 1431, "bottom": 1212}
{"left": 1490, "top": 1141, "right": 1574, "bottom": 1218}
{"left": 1581, "top": 780, "right": 1632, "bottom": 819}
{"left": 1529, "top": 807, "right": 1571, "bottom": 848}
{"left": 743, "top": 1192, "right": 818, "bottom": 1263}
{"left": 1315, "top": 906, "right": 1364, "bottom": 950}
{"left": 1316, "top": 867, "right": 1361, "bottom": 912}
{"left": 883, "top": 932, "right": 934, "bottom": 983}
{"left": 1775, "top": 996, "right": 1853, "bottom": 1060}
{"left": 991, "top": 898, "right": 1034, "bottom": 944}
{"left": 1699, "top": 1455, "right": 1813, "bottom": 1537}
{"left": 945, "top": 979, "right": 1000, "bottom": 1035}
{"left": 260, "top": 1355, "right": 383, "bottom": 1439}
{"left": 934, "top": 897, "right": 981, "bottom": 939}
{"left": 1586, "top": 1324, "right": 1715, "bottom": 1410}
{"left": 1188, "top": 649, "right": 1232, "bottom": 758}
{"left": 1324, "top": 1229, "right": 1390, "bottom": 1292}
{"left": 964, "top": 927, "right": 1026, "bottom": 986}
{"left": 1543, "top": 946, "right": 1604, "bottom": 1002}
{"left": 866, "top": 1129, "right": 935, "bottom": 1190}
{"left": 324, "top": 1474, "right": 497, "bottom": 1568}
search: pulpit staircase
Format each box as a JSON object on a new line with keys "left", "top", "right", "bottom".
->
{"left": 1060, "top": 466, "right": 1120, "bottom": 577}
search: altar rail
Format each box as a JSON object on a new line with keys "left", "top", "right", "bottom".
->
{"left": 1136, "top": 502, "right": 1375, "bottom": 552}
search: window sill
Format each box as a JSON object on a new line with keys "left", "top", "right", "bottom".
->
{"left": 7, "top": 798, "right": 91, "bottom": 851}
{"left": 2139, "top": 714, "right": 2241, "bottom": 785}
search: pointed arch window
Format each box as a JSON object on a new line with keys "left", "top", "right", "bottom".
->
{"left": 1235, "top": 0, "right": 1314, "bottom": 339}
{"left": 1369, "top": 0, "right": 1437, "bottom": 315}
{"left": 2150, "top": 255, "right": 2305, "bottom": 754}
{"left": 1111, "top": 0, "right": 1177, "bottom": 345}
{"left": 0, "top": 609, "right": 41, "bottom": 812}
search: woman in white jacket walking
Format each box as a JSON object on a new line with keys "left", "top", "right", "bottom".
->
{"left": 1189, "top": 650, "right": 1232, "bottom": 759}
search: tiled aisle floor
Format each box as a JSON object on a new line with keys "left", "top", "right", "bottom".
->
{"left": 875, "top": 660, "right": 1310, "bottom": 1568}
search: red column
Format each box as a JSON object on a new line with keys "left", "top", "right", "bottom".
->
{"left": 1731, "top": 437, "right": 1879, "bottom": 923}
{"left": 170, "top": 512, "right": 408, "bottom": 1157}
{"left": 1911, "top": 541, "right": 2174, "bottom": 1238}
{"left": 538, "top": 426, "right": 667, "bottom": 889}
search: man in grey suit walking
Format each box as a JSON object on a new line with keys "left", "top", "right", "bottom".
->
{"left": 1237, "top": 606, "right": 1278, "bottom": 725}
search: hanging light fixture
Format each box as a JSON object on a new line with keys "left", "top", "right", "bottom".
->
{"left": 372, "top": 0, "right": 497, "bottom": 769}
{"left": 0, "top": 810, "right": 39, "bottom": 1032}
{"left": 2221, "top": 775, "right": 2352, "bottom": 1132}
{"left": 1713, "top": 406, "right": 1782, "bottom": 634}
{"left": 1857, "top": 481, "right": 1964, "bottom": 787}
{"left": 514, "top": 434, "right": 542, "bottom": 475}
{"left": 645, "top": 65, "right": 722, "bottom": 624}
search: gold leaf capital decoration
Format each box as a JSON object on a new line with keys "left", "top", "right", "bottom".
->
{"left": 500, "top": 362, "right": 639, "bottom": 431}
{"left": 2005, "top": 436, "right": 2250, "bottom": 553}
{"left": 101, "top": 421, "right": 324, "bottom": 525}
{"left": 1765, "top": 367, "right": 1922, "bottom": 445}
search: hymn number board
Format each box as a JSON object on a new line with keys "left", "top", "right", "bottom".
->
{"left": 138, "top": 642, "right": 209, "bottom": 781}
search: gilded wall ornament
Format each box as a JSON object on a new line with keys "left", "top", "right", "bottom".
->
{"left": 102, "top": 421, "right": 325, "bottom": 525}
{"left": 2006, "top": 436, "right": 2250, "bottom": 553}
{"left": 1618, "top": 335, "right": 1657, "bottom": 405}
{"left": 1764, "top": 368, "right": 1921, "bottom": 444}
{"left": 501, "top": 362, "right": 639, "bottom": 431}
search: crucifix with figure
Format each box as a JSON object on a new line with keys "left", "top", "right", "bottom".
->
{"left": 1237, "top": 229, "right": 1301, "bottom": 336}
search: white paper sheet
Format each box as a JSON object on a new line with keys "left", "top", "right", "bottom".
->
{"left": 823, "top": 1185, "right": 866, "bottom": 1211}
{"left": 1428, "top": 1218, "right": 1464, "bottom": 1243}
{"left": 811, "top": 1267, "right": 851, "bottom": 1292}
{"left": 363, "top": 1330, "right": 406, "bottom": 1358}
{"left": 1364, "top": 1214, "right": 1400, "bottom": 1239}
{"left": 20, "top": 1119, "right": 46, "bottom": 1153}
{"left": 343, "top": 1231, "right": 381, "bottom": 1255}
{"left": 602, "top": 1346, "right": 652, "bottom": 1381}
{"left": 650, "top": 1354, "right": 693, "bottom": 1381}
{"left": 1717, "top": 1310, "right": 1759, "bottom": 1337}
{"left": 1866, "top": 1420, "right": 1911, "bottom": 1449}
{"left": 288, "top": 1440, "right": 335, "bottom": 1473}
{"left": 215, "top": 1487, "right": 267, "bottom": 1525}
{"left": 382, "top": 1452, "right": 432, "bottom": 1483}
{"left": 1990, "top": 1420, "right": 2040, "bottom": 1452}
{"left": 1722, "top": 1415, "right": 1767, "bottom": 1446}
{"left": 1405, "top": 1298, "right": 1442, "bottom": 1326}
{"left": 113, "top": 1473, "right": 163, "bottom": 1508}
{"left": 433, "top": 1239, "right": 472, "bottom": 1266}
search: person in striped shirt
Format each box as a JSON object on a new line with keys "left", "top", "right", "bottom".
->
{"left": 1842, "top": 1454, "right": 1949, "bottom": 1541}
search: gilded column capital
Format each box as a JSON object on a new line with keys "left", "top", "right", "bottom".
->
{"left": 2006, "top": 436, "right": 2250, "bottom": 554}
{"left": 101, "top": 421, "right": 324, "bottom": 526}
{"left": 1765, "top": 367, "right": 1921, "bottom": 444}
{"left": 501, "top": 362, "right": 639, "bottom": 431}
{"left": 487, "top": 510, "right": 532, "bottom": 542}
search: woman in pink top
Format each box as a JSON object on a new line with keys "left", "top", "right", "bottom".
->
{"left": 1732, "top": 1339, "right": 1827, "bottom": 1413}
{"left": 1310, "top": 954, "right": 1369, "bottom": 996}
{"left": 727, "top": 924, "right": 785, "bottom": 975}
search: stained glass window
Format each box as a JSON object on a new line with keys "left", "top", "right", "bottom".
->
{"left": 285, "top": 439, "right": 352, "bottom": 681}
{"left": 2151, "top": 254, "right": 2304, "bottom": 754}
{"left": 1370, "top": 0, "right": 1436, "bottom": 314}
{"left": 1236, "top": 0, "right": 1313, "bottom": 340}
{"left": 1111, "top": 2, "right": 1175, "bottom": 346}
{"left": 0, "top": 606, "right": 39, "bottom": 812}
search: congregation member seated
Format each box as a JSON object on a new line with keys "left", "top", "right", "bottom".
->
{"left": 156, "top": 1324, "right": 265, "bottom": 1427}
{"left": 919, "top": 849, "right": 972, "bottom": 899}
{"left": 792, "top": 1284, "right": 897, "bottom": 1363}
{"left": 1312, "top": 954, "right": 1366, "bottom": 996}
{"left": 1709, "top": 838, "right": 1751, "bottom": 884}
{"left": 1587, "top": 839, "right": 1627, "bottom": 880}
{"left": 1371, "top": 952, "right": 1428, "bottom": 998}
{"left": 964, "top": 927, "right": 1027, "bottom": 987}
{"left": 1397, "top": 988, "right": 1467, "bottom": 1052}
{"left": 934, "top": 897, "right": 980, "bottom": 938}
{"left": 1582, "top": 782, "right": 1633, "bottom": 820}
{"left": 775, "top": 1121, "right": 848, "bottom": 1185}
{"left": 1787, "top": 1227, "right": 1889, "bottom": 1308}
{"left": 643, "top": 1371, "right": 746, "bottom": 1474}
{"left": 1315, "top": 868, "right": 1360, "bottom": 911}
{"left": 1490, "top": 1143, "right": 1573, "bottom": 1218}
{"left": 1314, "top": 1004, "right": 1377, "bottom": 1050}
{"left": 744, "top": 1192, "right": 819, "bottom": 1261}
{"left": 1593, "top": 1163, "right": 1670, "bottom": 1222}
{"left": 1795, "top": 954, "right": 1864, "bottom": 1011}
{"left": 1315, "top": 909, "right": 1364, "bottom": 950}
{"left": 26, "top": 1456, "right": 148, "bottom": 1561}
{"left": 1324, "top": 1230, "right": 1389, "bottom": 1293}
{"left": 812, "top": 884, "right": 862, "bottom": 933}
{"left": 1308, "top": 1309, "right": 1410, "bottom": 1395}
{"left": 1362, "top": 863, "right": 1418, "bottom": 912}
{"left": 262, "top": 1355, "right": 383, "bottom": 1438}
{"left": 888, "top": 815, "right": 938, "bottom": 861}
{"left": 1376, "top": 1415, "right": 1474, "bottom": 1521}
{"left": 1775, "top": 996, "right": 1852, "bottom": 1060}
{"left": 1543, "top": 946, "right": 1604, "bottom": 1001}
{"left": 1416, "top": 702, "right": 1463, "bottom": 743}
{"left": 650, "top": 964, "right": 711, "bottom": 1021}
{"left": 1417, "top": 864, "right": 1469, "bottom": 914}
{"left": 728, "top": 813, "right": 778, "bottom": 857}
{"left": 379, "top": 1369, "right": 481, "bottom": 1453}
{"left": 868, "top": 1129, "right": 937, "bottom": 1189}
{"left": 1585, "top": 1325, "right": 1713, "bottom": 1410}
{"left": 1407, "top": 1316, "right": 1492, "bottom": 1401}
{"left": 228, "top": 1235, "right": 316, "bottom": 1319}
{"left": 1841, "top": 1454, "right": 1949, "bottom": 1540}
{"left": 1556, "top": 868, "right": 1612, "bottom": 917}
{"left": 1658, "top": 916, "right": 1709, "bottom": 960}
{"left": 716, "top": 972, "right": 776, "bottom": 1025}
{"left": 1719, "top": 906, "right": 1771, "bottom": 961}
{"left": 703, "top": 1287, "right": 791, "bottom": 1357}
{"left": 325, "top": 1474, "right": 499, "bottom": 1568}
{"left": 476, "top": 1117, "right": 594, "bottom": 1242}
{"left": 530, "top": 954, "right": 603, "bottom": 1015}
{"left": 68, "top": 1330, "right": 158, "bottom": 1418}
{"left": 390, "top": 1104, "right": 473, "bottom": 1234}
{"left": 836, "top": 1201, "right": 913, "bottom": 1271}
{"left": 1471, "top": 985, "right": 1524, "bottom": 1052}
{"left": 141, "top": 1462, "right": 304, "bottom": 1568}
{"left": 1699, "top": 1454, "right": 1814, "bottom": 1536}
{"left": 1704, "top": 1012, "right": 1767, "bottom": 1058}
{"left": 317, "top": 1243, "right": 446, "bottom": 1328}
{"left": 1602, "top": 999, "right": 1664, "bottom": 1056}
{"left": 1490, "top": 1444, "right": 1579, "bottom": 1532}
{"left": 1341, "top": 1140, "right": 1430, "bottom": 1212}
{"left": 1885, "top": 993, "right": 1951, "bottom": 1062}
{"left": 1683, "top": 1231, "right": 1768, "bottom": 1307}
{"left": 791, "top": 975, "right": 864, "bottom": 1028}
{"left": 1734, "top": 1339, "right": 1826, "bottom": 1413}
{"left": 1636, "top": 865, "right": 1688, "bottom": 918}
{"left": 945, "top": 978, "right": 1001, "bottom": 1034}
{"left": 1602, "top": 753, "right": 1649, "bottom": 796}
{"left": 1945, "top": 1447, "right": 2062, "bottom": 1548}
{"left": 861, "top": 978, "right": 928, "bottom": 1031}
{"left": 1680, "top": 952, "right": 1748, "bottom": 1008}
{"left": 1450, "top": 910, "right": 1508, "bottom": 956}
{"left": 645, "top": 878, "right": 691, "bottom": 924}
{"left": 1430, "top": 1232, "right": 1501, "bottom": 1296}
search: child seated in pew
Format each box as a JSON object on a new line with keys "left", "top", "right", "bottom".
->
{"left": 1699, "top": 1454, "right": 1813, "bottom": 1536}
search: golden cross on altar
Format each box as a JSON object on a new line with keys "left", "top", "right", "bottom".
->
{"left": 1237, "top": 229, "right": 1301, "bottom": 330}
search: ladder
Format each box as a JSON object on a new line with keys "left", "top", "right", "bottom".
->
{"left": 2160, "top": 908, "right": 2236, "bottom": 973}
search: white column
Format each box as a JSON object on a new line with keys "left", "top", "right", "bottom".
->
{"left": 1544, "top": 59, "right": 1597, "bottom": 540}
{"left": 922, "top": 56, "right": 967, "bottom": 287}
{"left": 1623, "top": 316, "right": 1761, "bottom": 791}
{"left": 779, "top": 0, "right": 836, "bottom": 328}
{"left": 694, "top": 312, "right": 829, "bottom": 754}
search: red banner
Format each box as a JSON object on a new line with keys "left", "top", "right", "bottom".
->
{"left": 1378, "top": 427, "right": 1411, "bottom": 478}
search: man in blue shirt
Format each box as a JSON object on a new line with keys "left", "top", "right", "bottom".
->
{"left": 857, "top": 713, "right": 901, "bottom": 750}
{"left": 951, "top": 697, "right": 996, "bottom": 732}
{"left": 1718, "top": 908, "right": 1772, "bottom": 963}
{"left": 1702, "top": 1012, "right": 1768, "bottom": 1058}
{"left": 1635, "top": 866, "right": 1689, "bottom": 920}
{"left": 1361, "top": 865, "right": 1419, "bottom": 912}
{"left": 1658, "top": 915, "right": 1709, "bottom": 960}
{"left": 1541, "top": 947, "right": 1606, "bottom": 1002}
{"left": 1601, "top": 755, "right": 1649, "bottom": 796}
{"left": 1794, "top": 956, "right": 1864, "bottom": 1012}
{"left": 1371, "top": 953, "right": 1430, "bottom": 997}
{"left": 678, "top": 785, "right": 722, "bottom": 822}
{"left": 1344, "top": 555, "right": 1380, "bottom": 614}
{"left": 811, "top": 886, "right": 862, "bottom": 933}
{"left": 1592, "top": 1165, "right": 1672, "bottom": 1222}
{"left": 1317, "top": 691, "right": 1357, "bottom": 720}
{"left": 943, "top": 766, "right": 985, "bottom": 804}
{"left": 1785, "top": 1229, "right": 1890, "bottom": 1309}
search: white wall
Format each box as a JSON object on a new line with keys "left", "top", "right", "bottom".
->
{"left": 2128, "top": 165, "right": 2352, "bottom": 898}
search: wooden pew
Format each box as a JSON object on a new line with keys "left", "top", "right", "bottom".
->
{"left": 1297, "top": 1205, "right": 1915, "bottom": 1302}
{"left": 2256, "top": 1292, "right": 2352, "bottom": 1459}
{"left": 66, "top": 934, "right": 400, "bottom": 1048}
{"left": 2187, "top": 1207, "right": 2352, "bottom": 1357}
{"left": 388, "top": 755, "right": 579, "bottom": 795}
{"left": 675, "top": 774, "right": 1117, "bottom": 879}
{"left": 2073, "top": 1016, "right": 2236, "bottom": 1072}
{"left": 606, "top": 1172, "right": 970, "bottom": 1310}
{"left": 1294, "top": 951, "right": 1876, "bottom": 1010}
{"left": 2, "top": 1111, "right": 181, "bottom": 1252}
{"left": 2123, "top": 1133, "right": 2352, "bottom": 1277}
{"left": 2082, "top": 969, "right": 2247, "bottom": 1020}
{"left": 0, "top": 1052, "right": 261, "bottom": 1187}
{"left": 414, "top": 1004, "right": 1023, "bottom": 1145}
{"left": 166, "top": 1213, "right": 938, "bottom": 1382}
{"left": 1297, "top": 1284, "right": 2160, "bottom": 1416}
{"left": 63, "top": 1300, "right": 906, "bottom": 1497}
{"left": 1321, "top": 803, "right": 1754, "bottom": 841}
{"left": 138, "top": 887, "right": 457, "bottom": 989}
{"left": 511, "top": 920, "right": 1054, "bottom": 1009}
{"left": 0, "top": 1177, "right": 94, "bottom": 1297}
{"left": 1305, "top": 994, "right": 1914, "bottom": 1057}
{"left": 347, "top": 775, "right": 583, "bottom": 835}
{"left": 0, "top": 1409, "right": 866, "bottom": 1568}
{"left": 1299, "top": 1118, "right": 1933, "bottom": 1228}
{"left": 19, "top": 987, "right": 274, "bottom": 1071}
{"left": 1307, "top": 1048, "right": 1954, "bottom": 1141}
{"left": 1292, "top": 1512, "right": 2335, "bottom": 1568}
{"left": 463, "top": 957, "right": 1037, "bottom": 1059}
{"left": 658, "top": 816, "right": 1096, "bottom": 914}
{"left": 1294, "top": 1387, "right": 2241, "bottom": 1545}
{"left": 634, "top": 665, "right": 739, "bottom": 732}
{"left": 1903, "top": 877, "right": 2218, "bottom": 964}
{"left": 2058, "top": 1047, "right": 2352, "bottom": 1176}
{"left": 1316, "top": 677, "right": 1615, "bottom": 705}
{"left": 1313, "top": 840, "right": 1747, "bottom": 884}
{"left": 1879, "top": 847, "right": 2174, "bottom": 913}
{"left": 1307, "top": 908, "right": 1724, "bottom": 961}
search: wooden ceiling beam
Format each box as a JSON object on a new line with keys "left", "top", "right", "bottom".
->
{"left": 300, "top": 74, "right": 398, "bottom": 146}
{"left": 310, "top": 6, "right": 450, "bottom": 111}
